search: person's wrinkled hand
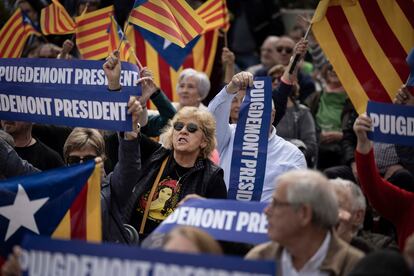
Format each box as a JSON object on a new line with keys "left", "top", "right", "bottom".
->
{"left": 293, "top": 38, "right": 309, "bottom": 58}
{"left": 221, "top": 47, "right": 235, "bottom": 66}
{"left": 227, "top": 72, "right": 253, "bottom": 94}
{"left": 57, "top": 39, "right": 74, "bottom": 59}
{"left": 354, "top": 114, "right": 373, "bottom": 154}
{"left": 138, "top": 67, "right": 158, "bottom": 106}
{"left": 103, "top": 50, "right": 121, "bottom": 90}
{"left": 393, "top": 85, "right": 414, "bottom": 106}
{"left": 127, "top": 96, "right": 143, "bottom": 127}
{"left": 2, "top": 246, "right": 22, "bottom": 276}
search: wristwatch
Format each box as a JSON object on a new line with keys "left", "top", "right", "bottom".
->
{"left": 123, "top": 123, "right": 141, "bottom": 140}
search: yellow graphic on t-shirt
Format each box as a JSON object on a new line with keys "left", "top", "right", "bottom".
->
{"left": 138, "top": 178, "right": 180, "bottom": 222}
{"left": 149, "top": 186, "right": 174, "bottom": 220}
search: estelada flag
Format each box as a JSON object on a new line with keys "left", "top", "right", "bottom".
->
{"left": 197, "top": 0, "right": 230, "bottom": 32}
{"left": 132, "top": 24, "right": 200, "bottom": 70}
{"left": 127, "top": 26, "right": 219, "bottom": 102}
{"left": 75, "top": 5, "right": 113, "bottom": 60}
{"left": 0, "top": 161, "right": 101, "bottom": 266}
{"left": 40, "top": 0, "right": 76, "bottom": 35}
{"left": 128, "top": 0, "right": 206, "bottom": 48}
{"left": 0, "top": 8, "right": 41, "bottom": 58}
{"left": 107, "top": 17, "right": 134, "bottom": 63}
{"left": 312, "top": 0, "right": 414, "bottom": 113}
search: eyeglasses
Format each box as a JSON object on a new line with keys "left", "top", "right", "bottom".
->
{"left": 67, "top": 155, "right": 96, "bottom": 165}
{"left": 276, "top": 46, "right": 293, "bottom": 54}
{"left": 269, "top": 198, "right": 295, "bottom": 209}
{"left": 173, "top": 122, "right": 199, "bottom": 133}
{"left": 271, "top": 75, "right": 282, "bottom": 83}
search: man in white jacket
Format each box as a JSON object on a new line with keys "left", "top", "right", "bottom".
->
{"left": 208, "top": 71, "right": 306, "bottom": 202}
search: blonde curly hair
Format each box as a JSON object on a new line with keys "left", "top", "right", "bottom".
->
{"left": 160, "top": 107, "right": 216, "bottom": 159}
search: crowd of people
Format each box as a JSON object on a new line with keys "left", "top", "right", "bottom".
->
{"left": 1, "top": 0, "right": 414, "bottom": 275}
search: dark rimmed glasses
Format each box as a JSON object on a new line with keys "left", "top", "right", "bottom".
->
{"left": 173, "top": 122, "right": 199, "bottom": 133}
{"left": 269, "top": 198, "right": 296, "bottom": 209}
{"left": 276, "top": 46, "right": 293, "bottom": 54}
{"left": 67, "top": 155, "right": 96, "bottom": 165}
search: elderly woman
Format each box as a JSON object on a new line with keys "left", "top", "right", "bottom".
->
{"left": 62, "top": 128, "right": 133, "bottom": 243}
{"left": 104, "top": 52, "right": 227, "bottom": 239}
{"left": 174, "top": 68, "right": 211, "bottom": 110}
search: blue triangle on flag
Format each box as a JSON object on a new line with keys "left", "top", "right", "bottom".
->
{"left": 0, "top": 161, "right": 95, "bottom": 258}
{"left": 21, "top": 10, "right": 40, "bottom": 32}
{"left": 133, "top": 25, "right": 199, "bottom": 70}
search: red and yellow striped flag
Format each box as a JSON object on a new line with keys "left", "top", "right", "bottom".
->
{"left": 312, "top": 0, "right": 414, "bottom": 114}
{"left": 197, "top": 0, "right": 230, "bottom": 32}
{"left": 0, "top": 8, "right": 41, "bottom": 58}
{"left": 128, "top": 0, "right": 206, "bottom": 48}
{"left": 126, "top": 27, "right": 218, "bottom": 102}
{"left": 52, "top": 163, "right": 102, "bottom": 242}
{"left": 40, "top": 0, "right": 76, "bottom": 35}
{"left": 75, "top": 5, "right": 113, "bottom": 60}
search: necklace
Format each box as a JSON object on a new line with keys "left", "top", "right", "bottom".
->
{"left": 175, "top": 168, "right": 183, "bottom": 181}
{"left": 175, "top": 165, "right": 190, "bottom": 184}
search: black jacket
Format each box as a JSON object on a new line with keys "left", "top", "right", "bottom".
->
{"left": 102, "top": 135, "right": 227, "bottom": 242}
{"left": 341, "top": 100, "right": 358, "bottom": 166}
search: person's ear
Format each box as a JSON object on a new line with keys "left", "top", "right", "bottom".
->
{"left": 354, "top": 209, "right": 365, "bottom": 226}
{"left": 299, "top": 204, "right": 312, "bottom": 226}
{"left": 271, "top": 108, "right": 276, "bottom": 124}
{"left": 200, "top": 139, "right": 207, "bottom": 149}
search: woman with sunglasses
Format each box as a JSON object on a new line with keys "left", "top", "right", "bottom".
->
{"left": 103, "top": 52, "right": 227, "bottom": 240}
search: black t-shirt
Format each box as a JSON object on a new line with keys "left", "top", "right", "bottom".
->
{"left": 15, "top": 139, "right": 64, "bottom": 171}
{"left": 132, "top": 156, "right": 190, "bottom": 236}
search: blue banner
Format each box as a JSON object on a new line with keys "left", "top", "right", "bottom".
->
{"left": 0, "top": 58, "right": 140, "bottom": 93}
{"left": 228, "top": 77, "right": 272, "bottom": 201}
{"left": 367, "top": 101, "right": 414, "bottom": 146}
{"left": 146, "top": 199, "right": 268, "bottom": 246}
{"left": 0, "top": 58, "right": 140, "bottom": 131}
{"left": 20, "top": 235, "right": 275, "bottom": 276}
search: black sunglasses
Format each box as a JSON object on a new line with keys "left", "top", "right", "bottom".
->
{"left": 173, "top": 122, "right": 199, "bottom": 133}
{"left": 67, "top": 155, "right": 96, "bottom": 165}
{"left": 276, "top": 46, "right": 293, "bottom": 54}
{"left": 271, "top": 75, "right": 282, "bottom": 83}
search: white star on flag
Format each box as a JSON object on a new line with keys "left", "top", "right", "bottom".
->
{"left": 163, "top": 39, "right": 172, "bottom": 50}
{"left": 0, "top": 184, "right": 48, "bottom": 241}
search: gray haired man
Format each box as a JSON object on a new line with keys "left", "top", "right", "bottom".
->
{"left": 246, "top": 170, "right": 363, "bottom": 276}
{"left": 331, "top": 178, "right": 398, "bottom": 252}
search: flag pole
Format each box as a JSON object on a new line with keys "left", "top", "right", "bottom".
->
{"left": 222, "top": 0, "right": 228, "bottom": 47}
{"left": 117, "top": 8, "right": 134, "bottom": 53}
{"left": 116, "top": 19, "right": 129, "bottom": 53}
{"left": 131, "top": 49, "right": 143, "bottom": 70}
{"left": 288, "top": 23, "right": 312, "bottom": 74}
{"left": 116, "top": 20, "right": 144, "bottom": 70}
{"left": 72, "top": 3, "right": 89, "bottom": 43}
{"left": 120, "top": 9, "right": 144, "bottom": 70}
{"left": 223, "top": 29, "right": 228, "bottom": 48}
